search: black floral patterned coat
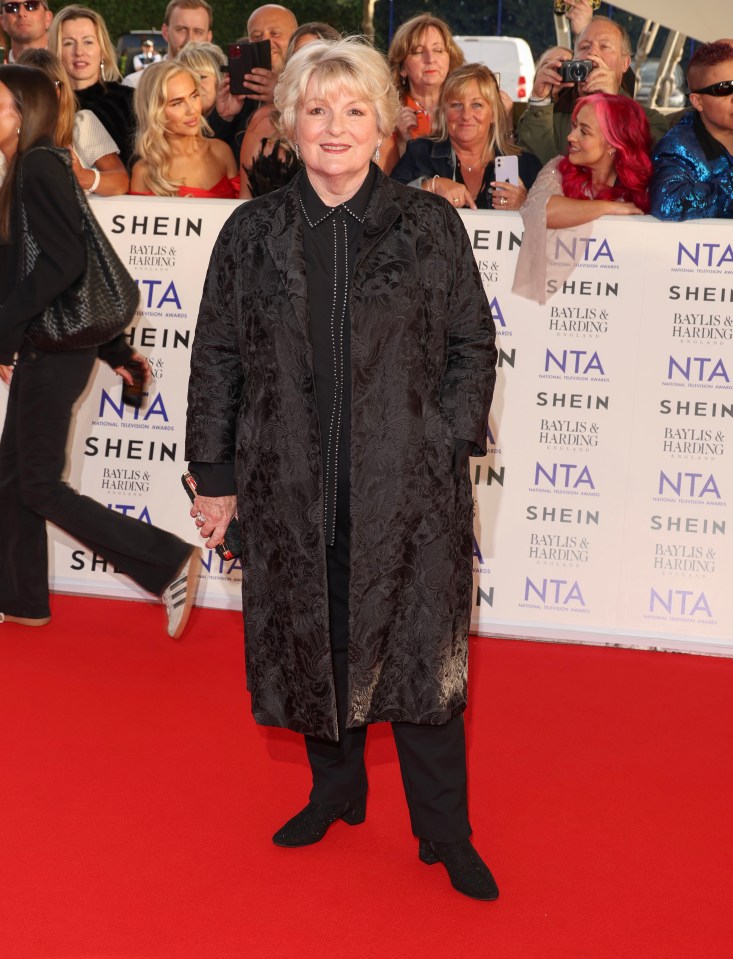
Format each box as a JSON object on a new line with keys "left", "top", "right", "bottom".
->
{"left": 186, "top": 169, "right": 496, "bottom": 741}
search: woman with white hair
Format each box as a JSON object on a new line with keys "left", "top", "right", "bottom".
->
{"left": 130, "top": 60, "right": 238, "bottom": 198}
{"left": 185, "top": 37, "right": 499, "bottom": 900}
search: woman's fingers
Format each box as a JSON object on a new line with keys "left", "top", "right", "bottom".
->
{"left": 191, "top": 494, "right": 237, "bottom": 548}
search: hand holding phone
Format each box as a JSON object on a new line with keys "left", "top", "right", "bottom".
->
{"left": 228, "top": 40, "right": 272, "bottom": 95}
{"left": 494, "top": 154, "right": 519, "bottom": 187}
{"left": 121, "top": 358, "right": 146, "bottom": 408}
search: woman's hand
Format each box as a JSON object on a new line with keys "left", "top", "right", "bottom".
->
{"left": 191, "top": 494, "right": 238, "bottom": 550}
{"left": 216, "top": 74, "right": 246, "bottom": 120}
{"left": 606, "top": 200, "right": 644, "bottom": 216}
{"left": 0, "top": 363, "right": 14, "bottom": 386}
{"left": 394, "top": 105, "right": 418, "bottom": 144}
{"left": 429, "top": 176, "right": 477, "bottom": 210}
{"left": 113, "top": 351, "right": 153, "bottom": 385}
{"left": 242, "top": 67, "right": 277, "bottom": 103}
{"left": 491, "top": 178, "right": 528, "bottom": 211}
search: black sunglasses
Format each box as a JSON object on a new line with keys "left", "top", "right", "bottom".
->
{"left": 1, "top": 1, "right": 46, "bottom": 12}
{"left": 690, "top": 79, "right": 733, "bottom": 97}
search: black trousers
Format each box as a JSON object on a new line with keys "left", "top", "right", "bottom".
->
{"left": 0, "top": 344, "right": 192, "bottom": 619}
{"left": 305, "top": 481, "right": 472, "bottom": 844}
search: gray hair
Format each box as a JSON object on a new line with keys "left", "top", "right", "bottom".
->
{"left": 273, "top": 36, "right": 400, "bottom": 147}
{"left": 176, "top": 40, "right": 226, "bottom": 81}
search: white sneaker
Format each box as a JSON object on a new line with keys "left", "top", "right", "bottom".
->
{"left": 162, "top": 549, "right": 200, "bottom": 639}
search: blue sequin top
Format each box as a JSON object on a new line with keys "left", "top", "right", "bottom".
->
{"left": 650, "top": 111, "right": 733, "bottom": 220}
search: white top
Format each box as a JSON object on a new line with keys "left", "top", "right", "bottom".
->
{"left": 122, "top": 70, "right": 143, "bottom": 89}
{"left": 512, "top": 156, "right": 594, "bottom": 305}
{"left": 74, "top": 109, "right": 120, "bottom": 169}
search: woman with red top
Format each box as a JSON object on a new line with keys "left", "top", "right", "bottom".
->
{"left": 130, "top": 60, "right": 238, "bottom": 198}
{"left": 381, "top": 14, "right": 464, "bottom": 174}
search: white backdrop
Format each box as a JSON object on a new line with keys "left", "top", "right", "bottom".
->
{"left": 1, "top": 195, "right": 731, "bottom": 656}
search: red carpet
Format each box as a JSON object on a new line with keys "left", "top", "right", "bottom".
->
{"left": 1, "top": 594, "right": 731, "bottom": 958}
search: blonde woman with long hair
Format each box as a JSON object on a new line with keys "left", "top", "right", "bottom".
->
{"left": 130, "top": 61, "right": 238, "bottom": 198}
{"left": 49, "top": 4, "right": 136, "bottom": 167}
{"left": 17, "top": 48, "right": 128, "bottom": 195}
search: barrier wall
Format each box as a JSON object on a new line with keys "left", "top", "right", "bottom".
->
{"left": 1, "top": 195, "right": 731, "bottom": 656}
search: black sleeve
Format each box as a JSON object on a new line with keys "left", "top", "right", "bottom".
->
{"left": 0, "top": 150, "right": 86, "bottom": 363}
{"left": 207, "top": 100, "right": 257, "bottom": 155}
{"left": 98, "top": 333, "right": 133, "bottom": 368}
{"left": 390, "top": 139, "right": 436, "bottom": 185}
{"left": 188, "top": 462, "right": 237, "bottom": 496}
{"left": 518, "top": 151, "right": 543, "bottom": 192}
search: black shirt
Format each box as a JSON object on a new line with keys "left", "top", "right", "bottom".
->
{"left": 299, "top": 164, "right": 377, "bottom": 547}
{"left": 75, "top": 81, "right": 136, "bottom": 169}
{"left": 189, "top": 165, "right": 378, "bottom": 512}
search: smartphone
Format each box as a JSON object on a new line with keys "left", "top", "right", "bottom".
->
{"left": 121, "top": 358, "right": 145, "bottom": 408}
{"left": 495, "top": 155, "right": 519, "bottom": 187}
{"left": 181, "top": 471, "right": 242, "bottom": 561}
{"left": 228, "top": 40, "right": 272, "bottom": 95}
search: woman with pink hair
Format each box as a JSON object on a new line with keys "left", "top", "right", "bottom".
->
{"left": 513, "top": 93, "right": 652, "bottom": 302}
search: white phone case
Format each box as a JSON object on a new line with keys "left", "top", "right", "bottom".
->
{"left": 495, "top": 155, "right": 519, "bottom": 186}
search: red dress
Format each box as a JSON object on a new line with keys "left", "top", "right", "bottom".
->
{"left": 130, "top": 175, "right": 241, "bottom": 198}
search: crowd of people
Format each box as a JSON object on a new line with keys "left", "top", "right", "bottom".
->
{"left": 0, "top": 0, "right": 730, "bottom": 218}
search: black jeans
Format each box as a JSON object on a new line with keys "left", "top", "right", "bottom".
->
{"left": 305, "top": 478, "right": 472, "bottom": 844}
{"left": 0, "top": 344, "right": 191, "bottom": 618}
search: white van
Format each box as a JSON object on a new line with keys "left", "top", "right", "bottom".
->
{"left": 453, "top": 36, "right": 535, "bottom": 101}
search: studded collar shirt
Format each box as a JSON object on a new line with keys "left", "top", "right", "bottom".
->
{"left": 299, "top": 164, "right": 377, "bottom": 547}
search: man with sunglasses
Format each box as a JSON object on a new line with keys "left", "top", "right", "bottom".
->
{"left": 651, "top": 40, "right": 733, "bottom": 220}
{"left": 0, "top": 0, "right": 51, "bottom": 61}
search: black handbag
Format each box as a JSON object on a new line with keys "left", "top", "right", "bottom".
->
{"left": 18, "top": 146, "right": 140, "bottom": 352}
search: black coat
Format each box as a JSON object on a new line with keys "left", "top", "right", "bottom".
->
{"left": 186, "top": 169, "right": 496, "bottom": 740}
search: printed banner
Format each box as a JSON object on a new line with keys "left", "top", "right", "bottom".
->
{"left": 1, "top": 196, "right": 731, "bottom": 656}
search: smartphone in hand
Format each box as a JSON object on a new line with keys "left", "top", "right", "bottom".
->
{"left": 494, "top": 154, "right": 519, "bottom": 187}
{"left": 228, "top": 40, "right": 272, "bottom": 95}
{"left": 121, "top": 358, "right": 146, "bottom": 408}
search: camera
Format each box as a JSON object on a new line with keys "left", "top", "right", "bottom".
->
{"left": 560, "top": 59, "right": 595, "bottom": 83}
